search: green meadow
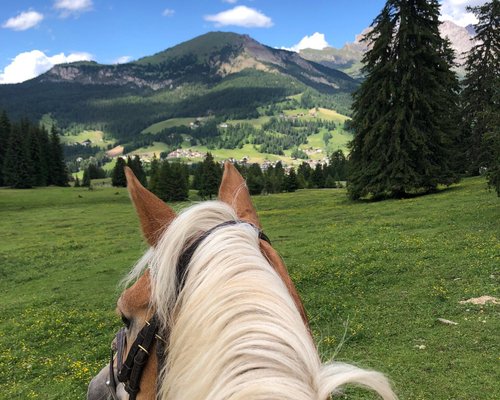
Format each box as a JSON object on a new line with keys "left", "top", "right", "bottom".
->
{"left": 0, "top": 178, "right": 498, "bottom": 399}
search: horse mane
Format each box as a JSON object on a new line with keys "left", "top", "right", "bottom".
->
{"left": 140, "top": 201, "right": 396, "bottom": 400}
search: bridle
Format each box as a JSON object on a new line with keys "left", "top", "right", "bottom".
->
{"left": 105, "top": 221, "right": 271, "bottom": 400}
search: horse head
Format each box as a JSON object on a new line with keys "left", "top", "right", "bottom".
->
{"left": 87, "top": 162, "right": 310, "bottom": 400}
{"left": 87, "top": 162, "right": 396, "bottom": 400}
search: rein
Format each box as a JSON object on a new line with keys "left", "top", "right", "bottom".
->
{"left": 106, "top": 220, "right": 271, "bottom": 400}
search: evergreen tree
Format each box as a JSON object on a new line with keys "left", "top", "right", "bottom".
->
{"left": 126, "top": 156, "right": 145, "bottom": 186}
{"left": 199, "top": 153, "right": 220, "bottom": 199}
{"left": 348, "top": 0, "right": 460, "bottom": 199}
{"left": 297, "top": 162, "right": 313, "bottom": 189}
{"left": 284, "top": 168, "right": 299, "bottom": 192}
{"left": 273, "top": 161, "right": 285, "bottom": 192}
{"left": 156, "top": 161, "right": 189, "bottom": 201}
{"left": 28, "top": 124, "right": 48, "bottom": 186}
{"left": 87, "top": 163, "right": 106, "bottom": 179}
{"left": 49, "top": 125, "right": 69, "bottom": 186}
{"left": 82, "top": 168, "right": 91, "bottom": 187}
{"left": 3, "top": 122, "right": 33, "bottom": 188}
{"left": 0, "top": 111, "right": 11, "bottom": 186}
{"left": 312, "top": 163, "right": 325, "bottom": 188}
{"left": 461, "top": 0, "right": 499, "bottom": 194}
{"left": 148, "top": 154, "right": 160, "bottom": 192}
{"left": 328, "top": 150, "right": 348, "bottom": 181}
{"left": 246, "top": 163, "right": 264, "bottom": 195}
{"left": 325, "top": 175, "right": 338, "bottom": 188}
{"left": 112, "top": 157, "right": 127, "bottom": 187}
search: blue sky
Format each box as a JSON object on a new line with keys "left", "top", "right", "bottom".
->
{"left": 0, "top": 0, "right": 483, "bottom": 84}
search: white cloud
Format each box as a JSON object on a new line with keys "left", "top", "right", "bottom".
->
{"left": 162, "top": 8, "right": 175, "bottom": 17}
{"left": 0, "top": 50, "right": 93, "bottom": 84}
{"left": 222, "top": 0, "right": 238, "bottom": 3}
{"left": 2, "top": 11, "right": 44, "bottom": 31}
{"left": 439, "top": 0, "right": 486, "bottom": 26}
{"left": 284, "top": 32, "right": 330, "bottom": 52}
{"left": 204, "top": 6, "right": 273, "bottom": 28}
{"left": 113, "top": 56, "right": 132, "bottom": 64}
{"left": 54, "top": 0, "right": 93, "bottom": 17}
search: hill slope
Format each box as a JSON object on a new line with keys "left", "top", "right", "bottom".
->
{"left": 0, "top": 32, "right": 357, "bottom": 143}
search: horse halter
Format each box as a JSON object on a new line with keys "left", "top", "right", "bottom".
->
{"left": 106, "top": 315, "right": 166, "bottom": 400}
{"left": 106, "top": 220, "right": 271, "bottom": 400}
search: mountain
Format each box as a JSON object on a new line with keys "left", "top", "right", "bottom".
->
{"left": 0, "top": 32, "right": 356, "bottom": 142}
{"left": 300, "top": 20, "right": 476, "bottom": 78}
{"left": 39, "top": 32, "right": 356, "bottom": 92}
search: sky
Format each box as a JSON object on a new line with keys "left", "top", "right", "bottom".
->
{"left": 0, "top": 0, "right": 486, "bottom": 84}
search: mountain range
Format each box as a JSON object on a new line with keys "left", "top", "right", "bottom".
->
{"left": 300, "top": 20, "right": 476, "bottom": 77}
{"left": 0, "top": 32, "right": 356, "bottom": 143}
{"left": 0, "top": 23, "right": 475, "bottom": 146}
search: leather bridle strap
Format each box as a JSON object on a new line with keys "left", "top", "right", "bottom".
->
{"left": 176, "top": 220, "right": 271, "bottom": 293}
{"left": 117, "top": 316, "right": 159, "bottom": 400}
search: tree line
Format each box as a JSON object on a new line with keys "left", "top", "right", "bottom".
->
{"left": 0, "top": 111, "right": 68, "bottom": 188}
{"left": 108, "top": 150, "right": 349, "bottom": 201}
{"left": 348, "top": 0, "right": 499, "bottom": 199}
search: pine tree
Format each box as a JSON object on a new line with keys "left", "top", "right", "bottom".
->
{"left": 297, "top": 162, "right": 312, "bottom": 189}
{"left": 49, "top": 125, "right": 69, "bottom": 186}
{"left": 284, "top": 168, "right": 299, "bottom": 192}
{"left": 0, "top": 111, "right": 11, "bottom": 186}
{"left": 156, "top": 161, "right": 189, "bottom": 201}
{"left": 246, "top": 163, "right": 264, "bottom": 195}
{"left": 199, "top": 153, "right": 220, "bottom": 199}
{"left": 112, "top": 157, "right": 127, "bottom": 187}
{"left": 3, "top": 122, "right": 33, "bottom": 188}
{"left": 329, "top": 150, "right": 348, "bottom": 181}
{"left": 82, "top": 168, "right": 91, "bottom": 187}
{"left": 148, "top": 154, "right": 160, "bottom": 192}
{"left": 348, "top": 0, "right": 460, "bottom": 199}
{"left": 126, "top": 155, "right": 146, "bottom": 185}
{"left": 461, "top": 0, "right": 499, "bottom": 194}
{"left": 29, "top": 125, "right": 48, "bottom": 186}
{"left": 312, "top": 163, "right": 325, "bottom": 188}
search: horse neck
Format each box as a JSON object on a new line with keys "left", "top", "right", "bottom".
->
{"left": 156, "top": 225, "right": 318, "bottom": 400}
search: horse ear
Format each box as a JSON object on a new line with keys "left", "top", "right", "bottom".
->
{"left": 218, "top": 161, "right": 261, "bottom": 228}
{"left": 125, "top": 166, "right": 176, "bottom": 247}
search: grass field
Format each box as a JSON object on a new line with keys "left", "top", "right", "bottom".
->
{"left": 0, "top": 178, "right": 498, "bottom": 399}
{"left": 60, "top": 130, "right": 114, "bottom": 149}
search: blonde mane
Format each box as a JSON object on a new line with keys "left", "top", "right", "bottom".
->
{"left": 144, "top": 201, "right": 396, "bottom": 400}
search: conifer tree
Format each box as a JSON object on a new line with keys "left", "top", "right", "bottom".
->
{"left": 3, "top": 122, "right": 33, "bottom": 188}
{"left": 348, "top": 0, "right": 460, "bottom": 199}
{"left": 199, "top": 153, "right": 220, "bottom": 199}
{"left": 156, "top": 161, "right": 189, "bottom": 201}
{"left": 82, "top": 168, "right": 91, "bottom": 187}
{"left": 246, "top": 163, "right": 264, "bottom": 195}
{"left": 126, "top": 156, "right": 146, "bottom": 186}
{"left": 284, "top": 168, "right": 299, "bottom": 192}
{"left": 461, "top": 0, "right": 499, "bottom": 194}
{"left": 112, "top": 157, "right": 127, "bottom": 187}
{"left": 49, "top": 125, "right": 69, "bottom": 186}
{"left": 29, "top": 125, "right": 48, "bottom": 186}
{"left": 312, "top": 163, "right": 325, "bottom": 188}
{"left": 297, "top": 162, "right": 313, "bottom": 189}
{"left": 148, "top": 154, "right": 160, "bottom": 192}
{"left": 0, "top": 111, "right": 11, "bottom": 186}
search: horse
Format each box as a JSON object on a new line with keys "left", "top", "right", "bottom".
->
{"left": 87, "top": 162, "right": 397, "bottom": 400}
